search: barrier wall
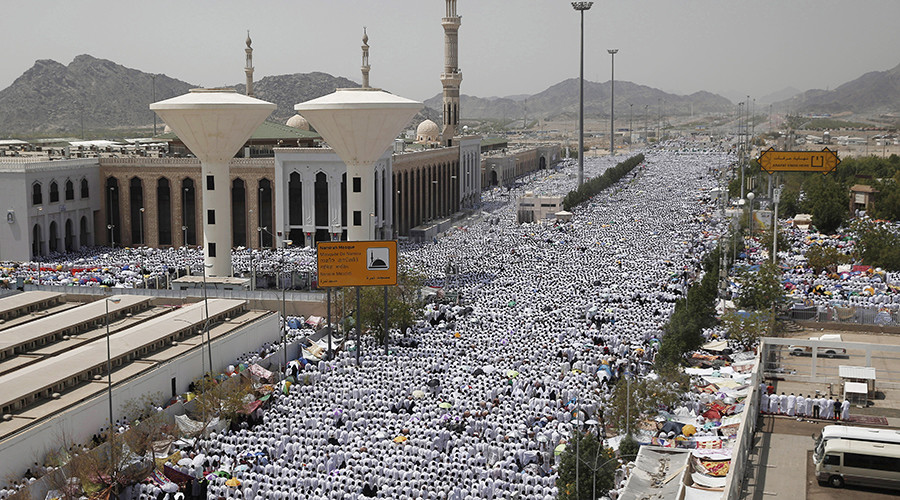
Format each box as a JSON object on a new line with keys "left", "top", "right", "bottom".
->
{"left": 723, "top": 348, "right": 761, "bottom": 499}
{"left": 0, "top": 312, "right": 278, "bottom": 484}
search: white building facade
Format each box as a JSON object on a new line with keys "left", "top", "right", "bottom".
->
{"left": 0, "top": 158, "right": 101, "bottom": 262}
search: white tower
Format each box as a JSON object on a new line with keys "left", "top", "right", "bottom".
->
{"left": 361, "top": 28, "right": 371, "bottom": 89}
{"left": 441, "top": 0, "right": 462, "bottom": 146}
{"left": 245, "top": 31, "right": 254, "bottom": 97}
{"left": 151, "top": 89, "right": 275, "bottom": 276}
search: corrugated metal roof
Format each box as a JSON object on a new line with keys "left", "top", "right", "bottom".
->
{"left": 839, "top": 365, "right": 876, "bottom": 380}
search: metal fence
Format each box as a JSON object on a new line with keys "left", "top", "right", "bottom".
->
{"left": 22, "top": 284, "right": 325, "bottom": 303}
{"left": 789, "top": 305, "right": 900, "bottom": 326}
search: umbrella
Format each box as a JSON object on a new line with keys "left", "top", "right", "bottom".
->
{"left": 682, "top": 425, "right": 696, "bottom": 437}
{"left": 554, "top": 444, "right": 567, "bottom": 455}
{"left": 235, "top": 464, "right": 250, "bottom": 472}
{"left": 161, "top": 482, "right": 179, "bottom": 493}
{"left": 438, "top": 402, "right": 452, "bottom": 409}
{"left": 536, "top": 434, "right": 549, "bottom": 443}
{"left": 214, "top": 471, "right": 230, "bottom": 478}
{"left": 473, "top": 368, "right": 485, "bottom": 376}
{"left": 506, "top": 370, "right": 519, "bottom": 378}
{"left": 412, "top": 390, "right": 426, "bottom": 399}
{"left": 427, "top": 378, "right": 440, "bottom": 387}
{"left": 393, "top": 436, "right": 408, "bottom": 443}
{"left": 177, "top": 458, "right": 192, "bottom": 467}
{"left": 585, "top": 419, "right": 599, "bottom": 425}
{"left": 225, "top": 477, "right": 242, "bottom": 487}
{"left": 482, "top": 365, "right": 496, "bottom": 374}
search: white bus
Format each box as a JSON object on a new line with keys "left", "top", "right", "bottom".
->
{"left": 816, "top": 439, "right": 900, "bottom": 489}
{"left": 814, "top": 425, "right": 900, "bottom": 464}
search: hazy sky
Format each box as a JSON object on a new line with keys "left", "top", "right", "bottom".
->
{"left": 4, "top": 0, "right": 900, "bottom": 104}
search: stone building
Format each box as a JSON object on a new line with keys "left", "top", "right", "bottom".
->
{"left": 0, "top": 158, "right": 101, "bottom": 262}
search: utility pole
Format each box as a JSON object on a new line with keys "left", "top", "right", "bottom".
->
{"left": 608, "top": 49, "right": 618, "bottom": 156}
{"left": 572, "top": 2, "right": 593, "bottom": 186}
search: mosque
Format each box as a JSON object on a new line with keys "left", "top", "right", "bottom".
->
{"left": 0, "top": 0, "right": 560, "bottom": 263}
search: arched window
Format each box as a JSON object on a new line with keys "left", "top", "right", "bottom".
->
{"left": 49, "top": 181, "right": 59, "bottom": 203}
{"left": 32, "top": 183, "right": 43, "bottom": 205}
{"left": 65, "top": 180, "right": 75, "bottom": 200}
{"left": 80, "top": 179, "right": 89, "bottom": 198}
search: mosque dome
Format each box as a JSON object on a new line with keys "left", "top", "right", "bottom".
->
{"left": 286, "top": 113, "right": 310, "bottom": 131}
{"left": 416, "top": 119, "right": 440, "bottom": 143}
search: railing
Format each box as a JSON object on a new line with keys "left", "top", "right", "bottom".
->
{"left": 22, "top": 284, "right": 325, "bottom": 303}
{"left": 724, "top": 350, "right": 760, "bottom": 499}
{"left": 790, "top": 305, "right": 900, "bottom": 326}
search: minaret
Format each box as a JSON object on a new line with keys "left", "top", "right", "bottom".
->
{"left": 361, "top": 28, "right": 371, "bottom": 88}
{"left": 245, "top": 31, "right": 254, "bottom": 97}
{"left": 441, "top": 0, "right": 462, "bottom": 146}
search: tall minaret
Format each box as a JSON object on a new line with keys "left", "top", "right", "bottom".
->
{"left": 245, "top": 31, "right": 254, "bottom": 97}
{"left": 441, "top": 0, "right": 462, "bottom": 146}
{"left": 361, "top": 28, "right": 371, "bottom": 88}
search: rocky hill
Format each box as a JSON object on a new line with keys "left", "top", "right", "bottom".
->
{"left": 424, "top": 78, "right": 734, "bottom": 123}
{"left": 776, "top": 62, "right": 900, "bottom": 115}
{"left": 0, "top": 55, "right": 193, "bottom": 136}
{"left": 0, "top": 55, "right": 441, "bottom": 137}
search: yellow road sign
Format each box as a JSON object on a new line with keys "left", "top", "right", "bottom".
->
{"left": 757, "top": 147, "right": 840, "bottom": 174}
{"left": 317, "top": 241, "right": 398, "bottom": 288}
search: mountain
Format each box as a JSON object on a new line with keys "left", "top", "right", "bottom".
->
{"left": 424, "top": 79, "right": 734, "bottom": 123}
{"left": 234, "top": 72, "right": 359, "bottom": 122}
{"left": 776, "top": 62, "right": 900, "bottom": 115}
{"left": 0, "top": 55, "right": 193, "bottom": 136}
{"left": 758, "top": 87, "right": 801, "bottom": 106}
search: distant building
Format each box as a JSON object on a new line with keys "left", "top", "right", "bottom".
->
{"left": 850, "top": 184, "right": 878, "bottom": 213}
{"left": 516, "top": 192, "right": 564, "bottom": 223}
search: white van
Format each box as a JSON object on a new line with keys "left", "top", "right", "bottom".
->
{"left": 816, "top": 438, "right": 900, "bottom": 489}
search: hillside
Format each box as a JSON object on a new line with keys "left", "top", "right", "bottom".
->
{"left": 0, "top": 55, "right": 192, "bottom": 136}
{"left": 425, "top": 79, "right": 734, "bottom": 122}
{"left": 777, "top": 62, "right": 900, "bottom": 115}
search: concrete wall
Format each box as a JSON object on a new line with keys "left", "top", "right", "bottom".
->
{"left": 0, "top": 312, "right": 279, "bottom": 483}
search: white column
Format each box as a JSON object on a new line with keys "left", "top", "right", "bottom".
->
{"left": 346, "top": 163, "right": 376, "bottom": 241}
{"left": 303, "top": 169, "right": 316, "bottom": 245}
{"left": 202, "top": 162, "right": 232, "bottom": 277}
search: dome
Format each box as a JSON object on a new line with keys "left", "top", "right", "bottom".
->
{"left": 416, "top": 119, "right": 440, "bottom": 143}
{"left": 286, "top": 113, "right": 310, "bottom": 131}
{"left": 163, "top": 124, "right": 173, "bottom": 135}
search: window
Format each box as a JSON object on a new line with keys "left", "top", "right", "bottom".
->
{"left": 208, "top": 243, "right": 216, "bottom": 257}
{"left": 823, "top": 454, "right": 840, "bottom": 466}
{"left": 32, "top": 183, "right": 42, "bottom": 205}
{"left": 844, "top": 452, "right": 900, "bottom": 471}
{"left": 353, "top": 211, "right": 362, "bottom": 226}
{"left": 65, "top": 180, "right": 74, "bottom": 200}
{"left": 207, "top": 209, "right": 216, "bottom": 225}
{"left": 49, "top": 182, "right": 59, "bottom": 203}
{"left": 206, "top": 175, "right": 215, "bottom": 190}
{"left": 352, "top": 177, "right": 362, "bottom": 193}
{"left": 81, "top": 179, "right": 89, "bottom": 198}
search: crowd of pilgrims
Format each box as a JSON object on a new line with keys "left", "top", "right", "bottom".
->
{"left": 1, "top": 143, "right": 736, "bottom": 500}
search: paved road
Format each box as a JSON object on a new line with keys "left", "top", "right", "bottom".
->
{"left": 742, "top": 415, "right": 900, "bottom": 499}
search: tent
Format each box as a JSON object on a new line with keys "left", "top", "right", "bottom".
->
{"left": 843, "top": 381, "right": 868, "bottom": 406}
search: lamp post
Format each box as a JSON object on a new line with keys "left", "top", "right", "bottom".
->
{"left": 773, "top": 186, "right": 782, "bottom": 265}
{"left": 151, "top": 75, "right": 157, "bottom": 137}
{"left": 644, "top": 105, "right": 649, "bottom": 145}
{"left": 139, "top": 207, "right": 145, "bottom": 288}
{"left": 747, "top": 193, "right": 756, "bottom": 247}
{"left": 432, "top": 179, "right": 438, "bottom": 222}
{"left": 201, "top": 262, "right": 213, "bottom": 373}
{"left": 738, "top": 102, "right": 745, "bottom": 200}
{"left": 608, "top": 49, "right": 618, "bottom": 156}
{"left": 572, "top": 1, "right": 593, "bottom": 186}
{"left": 108, "top": 224, "right": 115, "bottom": 248}
{"left": 182, "top": 226, "right": 188, "bottom": 248}
{"left": 280, "top": 239, "right": 292, "bottom": 372}
{"left": 629, "top": 103, "right": 633, "bottom": 152}
{"left": 450, "top": 175, "right": 458, "bottom": 213}
{"left": 105, "top": 296, "right": 122, "bottom": 433}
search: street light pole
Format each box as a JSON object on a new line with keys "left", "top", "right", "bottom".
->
{"left": 629, "top": 103, "right": 633, "bottom": 152}
{"left": 281, "top": 239, "right": 292, "bottom": 372}
{"left": 139, "top": 207, "right": 145, "bottom": 288}
{"left": 201, "top": 262, "right": 213, "bottom": 373}
{"left": 608, "top": 49, "right": 618, "bottom": 157}
{"left": 105, "top": 296, "right": 121, "bottom": 434}
{"left": 572, "top": 1, "right": 593, "bottom": 187}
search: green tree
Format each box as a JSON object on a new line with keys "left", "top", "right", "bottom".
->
{"left": 736, "top": 261, "right": 785, "bottom": 311}
{"left": 605, "top": 375, "right": 684, "bottom": 435}
{"left": 658, "top": 249, "right": 720, "bottom": 365}
{"left": 852, "top": 218, "right": 900, "bottom": 271}
{"left": 341, "top": 268, "right": 426, "bottom": 344}
{"left": 803, "top": 174, "right": 846, "bottom": 234}
{"left": 721, "top": 310, "right": 772, "bottom": 349}
{"left": 805, "top": 244, "right": 851, "bottom": 274}
{"left": 556, "top": 431, "right": 616, "bottom": 500}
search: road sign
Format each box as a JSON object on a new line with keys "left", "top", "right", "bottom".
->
{"left": 317, "top": 240, "right": 398, "bottom": 287}
{"left": 757, "top": 147, "right": 840, "bottom": 174}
